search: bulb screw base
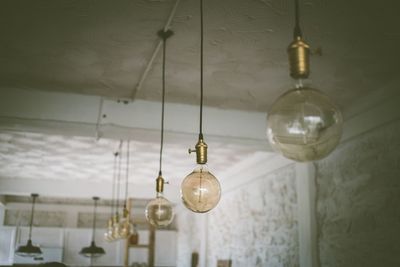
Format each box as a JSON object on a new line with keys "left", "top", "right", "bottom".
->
{"left": 189, "top": 137, "right": 208, "bottom": 164}
{"left": 156, "top": 175, "right": 165, "bottom": 193}
{"left": 288, "top": 36, "right": 310, "bottom": 79}
{"left": 122, "top": 207, "right": 129, "bottom": 218}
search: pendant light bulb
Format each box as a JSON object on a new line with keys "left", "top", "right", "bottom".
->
{"left": 104, "top": 151, "right": 119, "bottom": 242}
{"left": 80, "top": 197, "right": 105, "bottom": 258}
{"left": 181, "top": 0, "right": 221, "bottom": 213}
{"left": 112, "top": 213, "right": 121, "bottom": 239}
{"left": 145, "top": 190, "right": 174, "bottom": 227}
{"left": 181, "top": 163, "right": 221, "bottom": 213}
{"left": 118, "top": 208, "right": 134, "bottom": 238}
{"left": 266, "top": 0, "right": 343, "bottom": 162}
{"left": 15, "top": 193, "right": 43, "bottom": 258}
{"left": 103, "top": 218, "right": 114, "bottom": 242}
{"left": 145, "top": 29, "right": 175, "bottom": 227}
{"left": 118, "top": 141, "right": 134, "bottom": 238}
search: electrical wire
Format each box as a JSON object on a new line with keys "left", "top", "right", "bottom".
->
{"left": 199, "top": 0, "right": 204, "bottom": 137}
{"left": 158, "top": 35, "right": 167, "bottom": 176}
{"left": 294, "top": 0, "right": 302, "bottom": 38}
{"left": 124, "top": 141, "right": 130, "bottom": 204}
{"left": 115, "top": 140, "right": 123, "bottom": 214}
{"left": 110, "top": 152, "right": 118, "bottom": 216}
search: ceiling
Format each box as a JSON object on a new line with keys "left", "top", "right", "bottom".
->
{"left": 0, "top": 0, "right": 398, "bottom": 111}
{"left": 0, "top": 0, "right": 399, "bottom": 205}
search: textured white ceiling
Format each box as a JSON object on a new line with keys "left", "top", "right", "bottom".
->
{"left": 0, "top": 131, "right": 258, "bottom": 188}
{"left": 0, "top": 0, "right": 398, "bottom": 111}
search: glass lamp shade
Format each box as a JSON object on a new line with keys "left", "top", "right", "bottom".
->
{"left": 145, "top": 193, "right": 174, "bottom": 227}
{"left": 15, "top": 240, "right": 42, "bottom": 257}
{"left": 79, "top": 241, "right": 105, "bottom": 258}
{"left": 181, "top": 164, "right": 221, "bottom": 213}
{"left": 267, "top": 87, "right": 343, "bottom": 162}
{"left": 118, "top": 217, "right": 133, "bottom": 239}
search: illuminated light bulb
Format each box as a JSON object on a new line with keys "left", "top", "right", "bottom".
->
{"left": 111, "top": 214, "right": 121, "bottom": 240}
{"left": 181, "top": 164, "right": 221, "bottom": 213}
{"left": 103, "top": 218, "right": 114, "bottom": 242}
{"left": 118, "top": 219, "right": 133, "bottom": 239}
{"left": 118, "top": 209, "right": 133, "bottom": 239}
{"left": 145, "top": 192, "right": 174, "bottom": 227}
{"left": 267, "top": 85, "right": 343, "bottom": 162}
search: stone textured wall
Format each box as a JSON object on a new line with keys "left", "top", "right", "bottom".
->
{"left": 176, "top": 209, "right": 203, "bottom": 267}
{"left": 316, "top": 120, "right": 400, "bottom": 267}
{"left": 207, "top": 165, "right": 299, "bottom": 267}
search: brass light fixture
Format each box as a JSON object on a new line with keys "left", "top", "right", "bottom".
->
{"left": 118, "top": 141, "right": 134, "bottom": 237}
{"left": 266, "top": 0, "right": 343, "bottom": 162}
{"left": 104, "top": 151, "right": 118, "bottom": 242}
{"left": 15, "top": 193, "right": 42, "bottom": 257}
{"left": 80, "top": 197, "right": 105, "bottom": 258}
{"left": 180, "top": 0, "right": 221, "bottom": 213}
{"left": 145, "top": 29, "right": 175, "bottom": 227}
{"left": 112, "top": 141, "right": 123, "bottom": 239}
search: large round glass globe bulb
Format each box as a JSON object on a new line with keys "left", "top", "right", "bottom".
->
{"left": 145, "top": 194, "right": 174, "bottom": 227}
{"left": 267, "top": 87, "right": 343, "bottom": 162}
{"left": 181, "top": 164, "right": 221, "bottom": 213}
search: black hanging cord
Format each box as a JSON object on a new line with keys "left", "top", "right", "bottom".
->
{"left": 157, "top": 29, "right": 173, "bottom": 176}
{"left": 124, "top": 141, "right": 130, "bottom": 205}
{"left": 110, "top": 152, "right": 118, "bottom": 216}
{"left": 199, "top": 0, "right": 204, "bottom": 138}
{"left": 293, "top": 0, "right": 302, "bottom": 38}
{"left": 91, "top": 197, "right": 99, "bottom": 242}
{"left": 28, "top": 194, "right": 37, "bottom": 240}
{"left": 115, "top": 140, "right": 123, "bottom": 214}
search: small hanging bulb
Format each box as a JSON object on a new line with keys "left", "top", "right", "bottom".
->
{"left": 145, "top": 175, "right": 174, "bottom": 227}
{"left": 145, "top": 29, "right": 175, "bottom": 227}
{"left": 118, "top": 205, "right": 133, "bottom": 238}
{"left": 111, "top": 212, "right": 121, "bottom": 240}
{"left": 266, "top": 0, "right": 343, "bottom": 162}
{"left": 181, "top": 0, "right": 221, "bottom": 213}
{"left": 181, "top": 136, "right": 221, "bottom": 213}
{"left": 103, "top": 218, "right": 114, "bottom": 242}
{"left": 104, "top": 151, "right": 118, "bottom": 242}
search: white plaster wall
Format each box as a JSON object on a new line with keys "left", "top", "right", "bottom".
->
{"left": 176, "top": 209, "right": 204, "bottom": 267}
{"left": 316, "top": 120, "right": 400, "bottom": 267}
{"left": 207, "top": 165, "right": 299, "bottom": 267}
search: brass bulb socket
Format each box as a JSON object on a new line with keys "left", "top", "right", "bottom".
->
{"left": 113, "top": 214, "right": 119, "bottom": 224}
{"left": 122, "top": 208, "right": 129, "bottom": 218}
{"left": 195, "top": 138, "right": 208, "bottom": 164}
{"left": 156, "top": 175, "right": 164, "bottom": 193}
{"left": 107, "top": 218, "right": 113, "bottom": 227}
{"left": 288, "top": 36, "right": 310, "bottom": 79}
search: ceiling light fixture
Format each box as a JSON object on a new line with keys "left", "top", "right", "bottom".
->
{"left": 119, "top": 140, "right": 134, "bottom": 237}
{"left": 112, "top": 141, "right": 123, "bottom": 239}
{"left": 180, "top": 0, "right": 221, "bottom": 213}
{"left": 80, "top": 196, "right": 105, "bottom": 258}
{"left": 104, "top": 151, "right": 118, "bottom": 242}
{"left": 15, "top": 193, "right": 42, "bottom": 257}
{"left": 266, "top": 0, "right": 343, "bottom": 162}
{"left": 145, "top": 29, "right": 175, "bottom": 227}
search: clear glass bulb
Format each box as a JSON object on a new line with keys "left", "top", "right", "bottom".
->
{"left": 181, "top": 164, "right": 221, "bottom": 213}
{"left": 267, "top": 86, "right": 343, "bottom": 162}
{"left": 145, "top": 193, "right": 174, "bottom": 227}
{"left": 118, "top": 217, "right": 133, "bottom": 239}
{"left": 112, "top": 214, "right": 121, "bottom": 240}
{"left": 103, "top": 218, "right": 114, "bottom": 242}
